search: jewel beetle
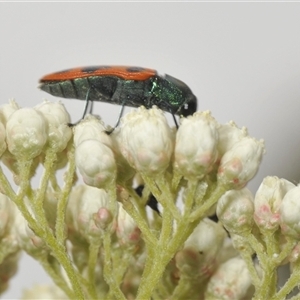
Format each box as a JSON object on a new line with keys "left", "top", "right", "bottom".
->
{"left": 39, "top": 65, "right": 197, "bottom": 123}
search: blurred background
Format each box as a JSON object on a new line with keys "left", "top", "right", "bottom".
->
{"left": 1, "top": 2, "right": 300, "bottom": 298}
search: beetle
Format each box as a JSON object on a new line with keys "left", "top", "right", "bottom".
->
{"left": 39, "top": 65, "right": 197, "bottom": 126}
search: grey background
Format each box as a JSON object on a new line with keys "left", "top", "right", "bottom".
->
{"left": 1, "top": 3, "right": 300, "bottom": 299}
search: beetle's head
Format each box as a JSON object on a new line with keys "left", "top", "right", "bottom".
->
{"left": 164, "top": 74, "right": 197, "bottom": 117}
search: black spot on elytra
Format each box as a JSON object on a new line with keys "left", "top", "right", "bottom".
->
{"left": 81, "top": 66, "right": 111, "bottom": 73}
{"left": 126, "top": 67, "right": 145, "bottom": 73}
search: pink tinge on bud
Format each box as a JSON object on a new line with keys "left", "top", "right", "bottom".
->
{"left": 174, "top": 111, "right": 219, "bottom": 179}
{"left": 94, "top": 207, "right": 113, "bottom": 230}
{"left": 75, "top": 140, "right": 117, "bottom": 189}
{"left": 66, "top": 185, "right": 114, "bottom": 239}
{"left": 254, "top": 176, "right": 295, "bottom": 232}
{"left": 118, "top": 106, "right": 174, "bottom": 174}
{"left": 205, "top": 257, "right": 253, "bottom": 300}
{"left": 12, "top": 209, "right": 47, "bottom": 256}
{"left": 175, "top": 219, "right": 227, "bottom": 279}
{"left": 279, "top": 185, "right": 300, "bottom": 239}
{"left": 6, "top": 108, "right": 48, "bottom": 160}
{"left": 216, "top": 188, "right": 254, "bottom": 235}
{"left": 217, "top": 136, "right": 265, "bottom": 189}
{"left": 116, "top": 204, "right": 141, "bottom": 245}
{"left": 289, "top": 243, "right": 300, "bottom": 263}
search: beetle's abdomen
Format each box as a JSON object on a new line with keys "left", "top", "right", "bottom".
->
{"left": 40, "top": 76, "right": 119, "bottom": 102}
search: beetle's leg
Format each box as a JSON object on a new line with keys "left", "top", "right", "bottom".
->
{"left": 106, "top": 100, "right": 126, "bottom": 135}
{"left": 81, "top": 87, "right": 93, "bottom": 118}
{"left": 68, "top": 87, "right": 93, "bottom": 127}
{"left": 172, "top": 113, "right": 179, "bottom": 129}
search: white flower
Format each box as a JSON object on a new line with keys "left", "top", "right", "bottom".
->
{"left": 118, "top": 106, "right": 174, "bottom": 174}
{"left": 0, "top": 120, "right": 6, "bottom": 157}
{"left": 12, "top": 209, "right": 47, "bottom": 256}
{"left": 109, "top": 129, "right": 136, "bottom": 184}
{"left": 75, "top": 139, "right": 117, "bottom": 188}
{"left": 0, "top": 193, "right": 16, "bottom": 238}
{"left": 217, "top": 136, "right": 265, "bottom": 189}
{"left": 116, "top": 204, "right": 141, "bottom": 245}
{"left": 217, "top": 121, "right": 248, "bottom": 159}
{"left": 175, "top": 218, "right": 227, "bottom": 279}
{"left": 35, "top": 100, "right": 72, "bottom": 152}
{"left": 174, "top": 111, "right": 219, "bottom": 179}
{"left": 205, "top": 257, "right": 253, "bottom": 300}
{"left": 6, "top": 108, "right": 48, "bottom": 159}
{"left": 21, "top": 284, "right": 68, "bottom": 299}
{"left": 0, "top": 99, "right": 20, "bottom": 125}
{"left": 67, "top": 185, "right": 114, "bottom": 240}
{"left": 73, "top": 114, "right": 112, "bottom": 148}
{"left": 279, "top": 185, "right": 300, "bottom": 239}
{"left": 0, "top": 250, "right": 20, "bottom": 294}
{"left": 254, "top": 176, "right": 295, "bottom": 232}
{"left": 217, "top": 188, "right": 254, "bottom": 235}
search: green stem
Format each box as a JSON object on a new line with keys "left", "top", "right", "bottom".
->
{"left": 122, "top": 198, "right": 157, "bottom": 247}
{"left": 189, "top": 183, "right": 227, "bottom": 222}
{"left": 137, "top": 218, "right": 197, "bottom": 299}
{"left": 102, "top": 232, "right": 126, "bottom": 300}
{"left": 55, "top": 147, "right": 76, "bottom": 244}
{"left": 42, "top": 230, "right": 85, "bottom": 299}
{"left": 183, "top": 180, "right": 198, "bottom": 215}
{"left": 143, "top": 175, "right": 181, "bottom": 221}
{"left": 238, "top": 243, "right": 260, "bottom": 288}
{"left": 39, "top": 255, "right": 75, "bottom": 299}
{"left": 35, "top": 150, "right": 57, "bottom": 225}
{"left": 0, "top": 166, "right": 17, "bottom": 202}
{"left": 87, "top": 241, "right": 100, "bottom": 299}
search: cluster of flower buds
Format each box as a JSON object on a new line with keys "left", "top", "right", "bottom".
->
{"left": 0, "top": 100, "right": 275, "bottom": 299}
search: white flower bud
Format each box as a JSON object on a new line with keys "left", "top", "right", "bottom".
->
{"left": 0, "top": 193, "right": 16, "bottom": 238}
{"left": 6, "top": 108, "right": 48, "bottom": 160}
{"left": 205, "top": 257, "right": 253, "bottom": 300}
{"left": 73, "top": 114, "right": 112, "bottom": 148}
{"left": 12, "top": 209, "right": 47, "bottom": 256}
{"left": 254, "top": 176, "right": 295, "bottom": 232}
{"left": 67, "top": 185, "right": 114, "bottom": 240}
{"left": 280, "top": 185, "right": 300, "bottom": 239}
{"left": 75, "top": 139, "right": 116, "bottom": 188}
{"left": 217, "top": 188, "right": 254, "bottom": 235}
{"left": 109, "top": 130, "right": 136, "bottom": 184}
{"left": 289, "top": 242, "right": 300, "bottom": 263}
{"left": 0, "top": 251, "right": 20, "bottom": 294}
{"left": 0, "top": 121, "right": 6, "bottom": 157}
{"left": 21, "top": 284, "right": 67, "bottom": 300}
{"left": 175, "top": 219, "right": 227, "bottom": 279}
{"left": 35, "top": 101, "right": 72, "bottom": 152}
{"left": 217, "top": 121, "right": 248, "bottom": 158}
{"left": 0, "top": 99, "right": 20, "bottom": 125}
{"left": 174, "top": 111, "right": 219, "bottom": 179}
{"left": 116, "top": 204, "right": 141, "bottom": 245}
{"left": 119, "top": 106, "right": 174, "bottom": 174}
{"left": 217, "top": 136, "right": 265, "bottom": 189}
